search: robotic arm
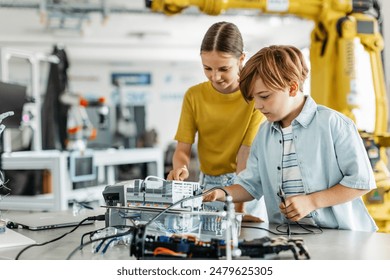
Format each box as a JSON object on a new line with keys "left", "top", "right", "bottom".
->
{"left": 147, "top": 0, "right": 386, "bottom": 131}
{"left": 60, "top": 92, "right": 108, "bottom": 152}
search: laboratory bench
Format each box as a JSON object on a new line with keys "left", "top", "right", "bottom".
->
{"left": 1, "top": 209, "right": 390, "bottom": 260}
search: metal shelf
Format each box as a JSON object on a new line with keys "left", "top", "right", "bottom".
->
{"left": 0, "top": 148, "right": 163, "bottom": 211}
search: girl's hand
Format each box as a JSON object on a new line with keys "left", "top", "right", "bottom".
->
{"left": 167, "top": 166, "right": 189, "bottom": 181}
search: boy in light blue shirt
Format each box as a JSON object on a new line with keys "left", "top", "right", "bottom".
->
{"left": 203, "top": 45, "right": 378, "bottom": 232}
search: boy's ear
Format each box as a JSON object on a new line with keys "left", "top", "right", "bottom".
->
{"left": 289, "top": 81, "right": 299, "bottom": 97}
{"left": 239, "top": 53, "right": 246, "bottom": 65}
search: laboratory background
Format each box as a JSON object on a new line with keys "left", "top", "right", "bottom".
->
{"left": 0, "top": 0, "right": 390, "bottom": 262}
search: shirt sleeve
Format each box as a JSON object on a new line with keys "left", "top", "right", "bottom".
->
{"left": 242, "top": 106, "right": 265, "bottom": 146}
{"left": 334, "top": 117, "right": 376, "bottom": 190}
{"left": 235, "top": 133, "right": 264, "bottom": 199}
{"left": 174, "top": 89, "right": 197, "bottom": 144}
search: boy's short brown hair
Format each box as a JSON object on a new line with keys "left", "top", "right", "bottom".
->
{"left": 239, "top": 45, "right": 309, "bottom": 101}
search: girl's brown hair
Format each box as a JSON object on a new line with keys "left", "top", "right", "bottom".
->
{"left": 200, "top": 21, "right": 244, "bottom": 59}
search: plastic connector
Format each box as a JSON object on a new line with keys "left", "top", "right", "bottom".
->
{"left": 0, "top": 219, "right": 6, "bottom": 233}
{"left": 88, "top": 214, "right": 106, "bottom": 221}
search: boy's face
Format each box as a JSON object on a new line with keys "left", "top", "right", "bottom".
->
{"left": 251, "top": 77, "right": 297, "bottom": 128}
{"left": 201, "top": 50, "right": 244, "bottom": 94}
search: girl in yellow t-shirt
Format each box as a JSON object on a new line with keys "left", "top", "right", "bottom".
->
{"left": 167, "top": 21, "right": 266, "bottom": 222}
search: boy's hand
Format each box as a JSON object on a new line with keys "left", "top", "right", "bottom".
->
{"left": 279, "top": 195, "right": 315, "bottom": 221}
{"left": 242, "top": 214, "right": 263, "bottom": 223}
{"left": 234, "top": 202, "right": 263, "bottom": 223}
{"left": 202, "top": 188, "right": 225, "bottom": 202}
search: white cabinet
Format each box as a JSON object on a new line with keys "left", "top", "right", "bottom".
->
{"left": 0, "top": 148, "right": 163, "bottom": 211}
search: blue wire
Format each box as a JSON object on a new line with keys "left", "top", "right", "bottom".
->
{"left": 102, "top": 237, "right": 119, "bottom": 254}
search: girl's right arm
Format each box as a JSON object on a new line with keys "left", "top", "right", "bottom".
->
{"left": 167, "top": 142, "right": 192, "bottom": 181}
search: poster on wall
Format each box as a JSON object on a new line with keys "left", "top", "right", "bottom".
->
{"left": 111, "top": 72, "right": 152, "bottom": 106}
{"left": 111, "top": 73, "right": 151, "bottom": 86}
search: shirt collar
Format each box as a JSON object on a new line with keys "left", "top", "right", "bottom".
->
{"left": 271, "top": 95, "right": 317, "bottom": 131}
{"left": 293, "top": 95, "right": 317, "bottom": 128}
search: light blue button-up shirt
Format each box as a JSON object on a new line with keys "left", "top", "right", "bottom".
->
{"left": 236, "top": 96, "right": 378, "bottom": 232}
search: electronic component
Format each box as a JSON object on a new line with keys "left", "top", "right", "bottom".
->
{"left": 129, "top": 225, "right": 310, "bottom": 260}
{"left": 103, "top": 178, "right": 203, "bottom": 210}
{"left": 102, "top": 178, "right": 242, "bottom": 237}
{"left": 100, "top": 179, "right": 309, "bottom": 260}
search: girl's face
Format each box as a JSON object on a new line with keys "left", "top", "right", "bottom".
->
{"left": 251, "top": 77, "right": 300, "bottom": 128}
{"left": 201, "top": 50, "right": 244, "bottom": 94}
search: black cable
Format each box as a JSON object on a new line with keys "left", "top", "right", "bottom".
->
{"left": 241, "top": 225, "right": 286, "bottom": 236}
{"left": 276, "top": 223, "right": 323, "bottom": 236}
{"left": 294, "top": 221, "right": 323, "bottom": 234}
{"left": 242, "top": 222, "right": 323, "bottom": 236}
{"left": 14, "top": 214, "right": 105, "bottom": 260}
{"left": 66, "top": 227, "right": 135, "bottom": 260}
{"left": 80, "top": 226, "right": 108, "bottom": 247}
{"left": 277, "top": 188, "right": 291, "bottom": 238}
{"left": 79, "top": 224, "right": 135, "bottom": 247}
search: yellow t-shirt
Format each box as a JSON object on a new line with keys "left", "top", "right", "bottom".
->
{"left": 175, "top": 81, "right": 264, "bottom": 176}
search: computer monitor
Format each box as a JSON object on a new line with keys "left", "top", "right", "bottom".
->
{"left": 69, "top": 150, "right": 97, "bottom": 182}
{"left": 0, "top": 81, "right": 27, "bottom": 128}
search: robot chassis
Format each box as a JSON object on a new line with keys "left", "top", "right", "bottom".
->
{"left": 102, "top": 178, "right": 310, "bottom": 260}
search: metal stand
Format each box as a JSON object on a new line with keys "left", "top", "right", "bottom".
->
{"left": 0, "top": 47, "right": 59, "bottom": 152}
